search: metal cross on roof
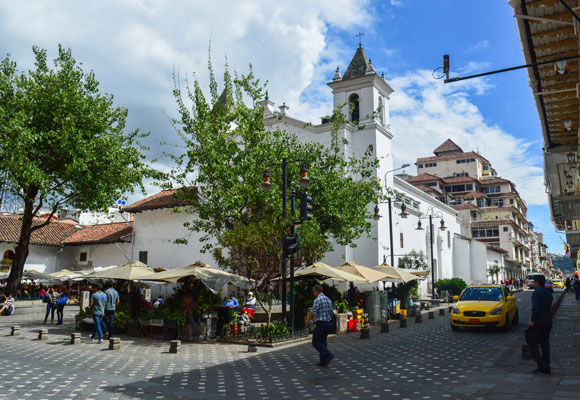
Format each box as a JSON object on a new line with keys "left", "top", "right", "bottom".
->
{"left": 355, "top": 32, "right": 364, "bottom": 47}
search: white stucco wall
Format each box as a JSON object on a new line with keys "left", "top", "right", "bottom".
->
{"left": 131, "top": 208, "right": 217, "bottom": 270}
{"left": 66, "top": 243, "right": 132, "bottom": 270}
{"left": 0, "top": 242, "right": 61, "bottom": 273}
{"left": 452, "top": 236, "right": 472, "bottom": 282}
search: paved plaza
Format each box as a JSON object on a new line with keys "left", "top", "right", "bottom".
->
{"left": 0, "top": 290, "right": 579, "bottom": 399}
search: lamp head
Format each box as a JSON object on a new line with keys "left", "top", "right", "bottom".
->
{"left": 373, "top": 204, "right": 382, "bottom": 221}
{"left": 298, "top": 165, "right": 310, "bottom": 189}
{"left": 260, "top": 170, "right": 273, "bottom": 192}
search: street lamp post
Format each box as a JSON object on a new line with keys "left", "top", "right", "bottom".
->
{"left": 260, "top": 159, "right": 310, "bottom": 327}
{"left": 373, "top": 163, "right": 410, "bottom": 266}
{"left": 416, "top": 207, "right": 446, "bottom": 298}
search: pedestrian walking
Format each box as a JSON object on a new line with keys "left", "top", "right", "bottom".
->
{"left": 573, "top": 275, "right": 580, "bottom": 302}
{"left": 104, "top": 281, "right": 120, "bottom": 337}
{"left": 565, "top": 277, "right": 571, "bottom": 293}
{"left": 89, "top": 283, "right": 108, "bottom": 344}
{"left": 43, "top": 287, "right": 58, "bottom": 324}
{"left": 306, "top": 284, "right": 334, "bottom": 367}
{"left": 525, "top": 275, "right": 553, "bottom": 374}
{"left": 56, "top": 290, "right": 68, "bottom": 325}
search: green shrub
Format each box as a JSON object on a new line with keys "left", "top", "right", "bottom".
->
{"left": 435, "top": 278, "right": 467, "bottom": 295}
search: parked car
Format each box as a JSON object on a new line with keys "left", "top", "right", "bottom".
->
{"left": 450, "top": 284, "right": 518, "bottom": 332}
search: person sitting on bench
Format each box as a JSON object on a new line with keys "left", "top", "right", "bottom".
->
{"left": 0, "top": 293, "right": 15, "bottom": 316}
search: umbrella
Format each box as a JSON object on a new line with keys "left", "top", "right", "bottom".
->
{"left": 93, "top": 260, "right": 154, "bottom": 280}
{"left": 49, "top": 269, "right": 83, "bottom": 280}
{"left": 370, "top": 263, "right": 420, "bottom": 283}
{"left": 138, "top": 261, "right": 253, "bottom": 293}
{"left": 285, "top": 262, "right": 368, "bottom": 282}
{"left": 22, "top": 270, "right": 61, "bottom": 281}
{"left": 336, "top": 261, "right": 397, "bottom": 283}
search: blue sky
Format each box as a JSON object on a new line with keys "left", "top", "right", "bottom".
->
{"left": 0, "top": 0, "right": 567, "bottom": 254}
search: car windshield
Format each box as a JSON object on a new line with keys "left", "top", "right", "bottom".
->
{"left": 460, "top": 287, "right": 503, "bottom": 302}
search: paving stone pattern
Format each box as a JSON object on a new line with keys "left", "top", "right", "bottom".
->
{"left": 0, "top": 290, "right": 578, "bottom": 399}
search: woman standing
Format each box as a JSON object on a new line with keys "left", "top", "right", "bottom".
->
{"left": 43, "top": 287, "right": 58, "bottom": 324}
{"left": 56, "top": 290, "right": 68, "bottom": 325}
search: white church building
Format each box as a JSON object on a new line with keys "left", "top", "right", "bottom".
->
{"left": 1, "top": 46, "right": 505, "bottom": 293}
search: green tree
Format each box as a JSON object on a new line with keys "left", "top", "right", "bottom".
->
{"left": 0, "top": 46, "right": 151, "bottom": 294}
{"left": 487, "top": 263, "right": 501, "bottom": 283}
{"left": 167, "top": 60, "right": 382, "bottom": 323}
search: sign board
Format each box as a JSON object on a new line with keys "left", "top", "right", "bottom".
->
{"left": 144, "top": 288, "right": 151, "bottom": 302}
{"left": 81, "top": 291, "right": 90, "bottom": 311}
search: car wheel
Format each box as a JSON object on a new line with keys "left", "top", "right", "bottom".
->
{"left": 502, "top": 313, "right": 511, "bottom": 332}
{"left": 513, "top": 310, "right": 519, "bottom": 326}
{"left": 450, "top": 323, "right": 460, "bottom": 332}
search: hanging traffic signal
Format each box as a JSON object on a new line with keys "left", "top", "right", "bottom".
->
{"left": 284, "top": 234, "right": 299, "bottom": 254}
{"left": 299, "top": 192, "right": 313, "bottom": 222}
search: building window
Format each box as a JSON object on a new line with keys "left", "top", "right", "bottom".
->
{"left": 503, "top": 227, "right": 508, "bottom": 232}
{"left": 139, "top": 251, "right": 148, "bottom": 265}
{"left": 79, "top": 252, "right": 87, "bottom": 262}
{"left": 418, "top": 164, "right": 424, "bottom": 168}
{"left": 472, "top": 228, "right": 499, "bottom": 238}
{"left": 481, "top": 185, "right": 501, "bottom": 194}
{"left": 447, "top": 230, "right": 451, "bottom": 248}
{"left": 454, "top": 172, "right": 468, "bottom": 177}
{"left": 424, "top": 162, "right": 437, "bottom": 168}
{"left": 400, "top": 232, "right": 404, "bottom": 248}
{"left": 424, "top": 182, "right": 437, "bottom": 187}
{"left": 349, "top": 94, "right": 360, "bottom": 123}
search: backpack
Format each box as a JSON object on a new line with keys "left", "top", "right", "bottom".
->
{"left": 57, "top": 296, "right": 68, "bottom": 306}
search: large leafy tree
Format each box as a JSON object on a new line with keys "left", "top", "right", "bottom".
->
{"left": 0, "top": 46, "right": 151, "bottom": 293}
{"left": 168, "top": 61, "right": 383, "bottom": 320}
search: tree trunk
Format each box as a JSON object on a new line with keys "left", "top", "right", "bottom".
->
{"left": 5, "top": 190, "right": 37, "bottom": 295}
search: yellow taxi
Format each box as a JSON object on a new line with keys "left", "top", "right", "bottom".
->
{"left": 450, "top": 284, "right": 518, "bottom": 331}
{"left": 552, "top": 279, "right": 564, "bottom": 289}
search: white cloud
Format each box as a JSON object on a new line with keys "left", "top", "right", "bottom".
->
{"left": 390, "top": 0, "right": 404, "bottom": 6}
{"left": 466, "top": 40, "right": 490, "bottom": 54}
{"left": 389, "top": 70, "right": 546, "bottom": 206}
{"left": 457, "top": 61, "right": 492, "bottom": 75}
{"left": 0, "top": 0, "right": 372, "bottom": 201}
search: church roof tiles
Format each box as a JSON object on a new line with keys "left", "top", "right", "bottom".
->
{"left": 342, "top": 46, "right": 370, "bottom": 81}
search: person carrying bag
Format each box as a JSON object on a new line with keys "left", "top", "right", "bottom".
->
{"left": 56, "top": 292, "right": 68, "bottom": 325}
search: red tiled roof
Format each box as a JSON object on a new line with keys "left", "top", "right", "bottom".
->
{"left": 441, "top": 176, "right": 478, "bottom": 184}
{"left": 484, "top": 243, "right": 508, "bottom": 254}
{"left": 433, "top": 139, "right": 463, "bottom": 155}
{"left": 123, "top": 188, "right": 197, "bottom": 213}
{"left": 478, "top": 177, "right": 511, "bottom": 185}
{"left": 415, "top": 185, "right": 440, "bottom": 193}
{"left": 64, "top": 222, "right": 133, "bottom": 245}
{"left": 463, "top": 191, "right": 485, "bottom": 198}
{"left": 406, "top": 173, "right": 441, "bottom": 183}
{"left": 0, "top": 215, "right": 80, "bottom": 246}
{"left": 417, "top": 151, "right": 490, "bottom": 165}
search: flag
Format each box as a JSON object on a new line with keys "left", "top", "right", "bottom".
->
{"left": 560, "top": 237, "right": 569, "bottom": 255}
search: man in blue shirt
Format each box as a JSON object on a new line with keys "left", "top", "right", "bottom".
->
{"left": 90, "top": 283, "right": 108, "bottom": 344}
{"left": 104, "top": 282, "right": 120, "bottom": 338}
{"left": 307, "top": 285, "right": 334, "bottom": 367}
{"left": 526, "top": 275, "right": 553, "bottom": 374}
{"left": 224, "top": 291, "right": 239, "bottom": 308}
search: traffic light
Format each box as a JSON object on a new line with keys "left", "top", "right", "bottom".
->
{"left": 284, "top": 234, "right": 299, "bottom": 254}
{"left": 300, "top": 192, "right": 312, "bottom": 222}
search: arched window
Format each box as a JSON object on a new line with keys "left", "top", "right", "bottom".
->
{"left": 378, "top": 96, "right": 384, "bottom": 124}
{"left": 1, "top": 250, "right": 14, "bottom": 266}
{"left": 349, "top": 93, "right": 360, "bottom": 123}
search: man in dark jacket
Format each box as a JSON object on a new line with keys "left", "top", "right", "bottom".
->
{"left": 526, "top": 275, "right": 553, "bottom": 374}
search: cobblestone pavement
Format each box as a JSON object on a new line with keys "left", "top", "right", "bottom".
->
{"left": 0, "top": 290, "right": 578, "bottom": 399}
